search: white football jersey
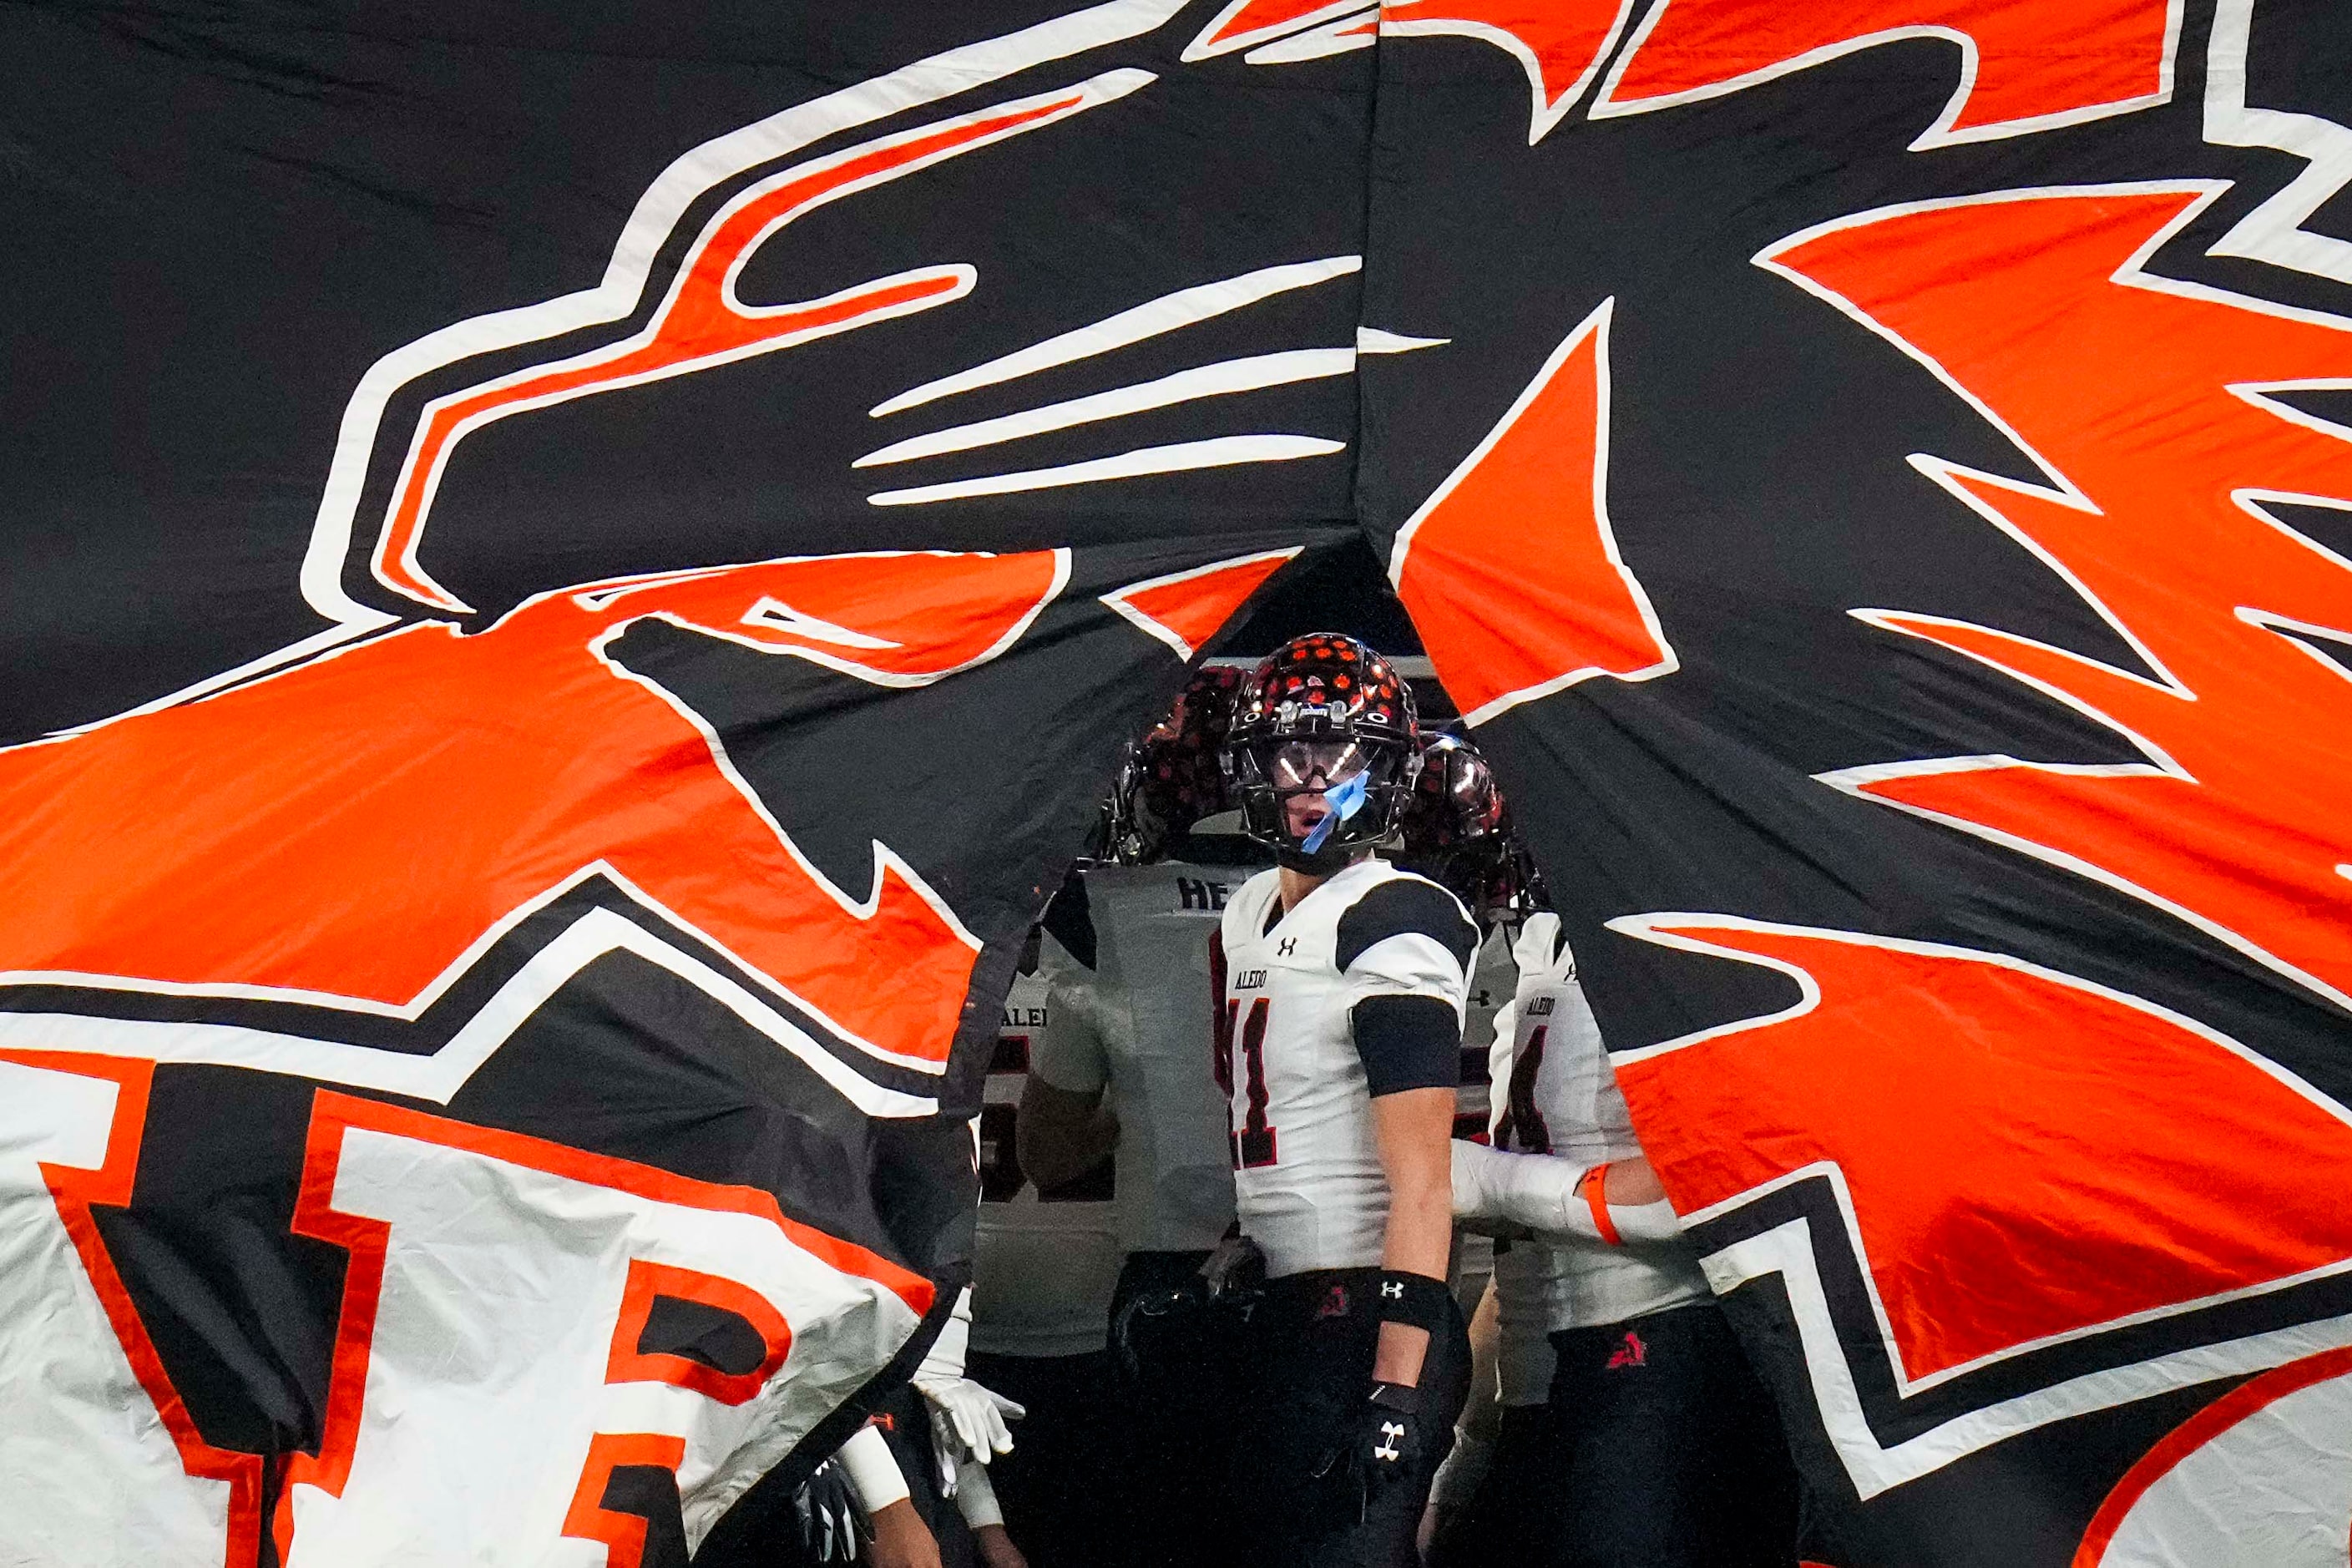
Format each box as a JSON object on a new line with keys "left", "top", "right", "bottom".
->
{"left": 1483, "top": 989, "right": 1560, "bottom": 1405}
{"left": 1032, "top": 859, "right": 1243, "bottom": 1256}
{"left": 1456, "top": 923, "right": 1514, "bottom": 1141}
{"left": 970, "top": 967, "right": 1122, "bottom": 1358}
{"left": 1488, "top": 913, "right": 1710, "bottom": 1338}
{"left": 1218, "top": 857, "right": 1476, "bottom": 1277}
{"left": 1450, "top": 925, "right": 1516, "bottom": 1305}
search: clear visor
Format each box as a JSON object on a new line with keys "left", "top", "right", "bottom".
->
{"left": 1265, "top": 739, "right": 1373, "bottom": 790}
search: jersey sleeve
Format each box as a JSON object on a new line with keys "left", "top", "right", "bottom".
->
{"left": 1335, "top": 875, "right": 1479, "bottom": 1011}
{"left": 1216, "top": 878, "right": 1254, "bottom": 976}
{"left": 1032, "top": 928, "right": 1110, "bottom": 1096}
{"left": 1510, "top": 910, "right": 1561, "bottom": 975}
{"left": 1485, "top": 994, "right": 1520, "bottom": 1136}
{"left": 1339, "top": 873, "right": 1477, "bottom": 1098}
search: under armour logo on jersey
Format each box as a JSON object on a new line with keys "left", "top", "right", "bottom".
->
{"left": 1277, "top": 937, "right": 1297, "bottom": 957}
{"left": 1606, "top": 1330, "right": 1648, "bottom": 1369}
{"left": 1373, "top": 1421, "right": 1405, "bottom": 1462}
{"left": 1382, "top": 1281, "right": 1404, "bottom": 1300}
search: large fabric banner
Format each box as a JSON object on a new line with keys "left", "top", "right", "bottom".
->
{"left": 0, "top": 4, "right": 1358, "bottom": 1560}
{"left": 2, "top": 1, "right": 2347, "bottom": 1563}
{"left": 1348, "top": 1, "right": 2352, "bottom": 1560}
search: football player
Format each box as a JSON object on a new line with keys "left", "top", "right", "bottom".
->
{"left": 1017, "top": 665, "right": 1257, "bottom": 1567}
{"left": 1395, "top": 727, "right": 1522, "bottom": 1155}
{"left": 1394, "top": 728, "right": 1525, "bottom": 1286}
{"left": 1211, "top": 634, "right": 1479, "bottom": 1568}
{"left": 964, "top": 924, "right": 1124, "bottom": 1567}
{"left": 1449, "top": 888, "right": 1803, "bottom": 1566}
{"left": 791, "top": 1287, "right": 1028, "bottom": 1568}
{"left": 1391, "top": 730, "right": 1528, "bottom": 1560}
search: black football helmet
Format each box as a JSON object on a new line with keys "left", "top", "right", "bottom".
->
{"left": 1396, "top": 727, "right": 1523, "bottom": 919}
{"left": 1222, "top": 634, "right": 1420, "bottom": 873}
{"left": 1105, "top": 665, "right": 1243, "bottom": 864}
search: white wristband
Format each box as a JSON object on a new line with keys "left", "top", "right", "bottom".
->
{"left": 916, "top": 1286, "right": 974, "bottom": 1383}
{"left": 1601, "top": 1196, "right": 1682, "bottom": 1245}
{"left": 1429, "top": 1428, "right": 1495, "bottom": 1512}
{"left": 833, "top": 1423, "right": 910, "bottom": 1512}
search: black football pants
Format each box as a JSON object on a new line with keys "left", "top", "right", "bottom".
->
{"left": 1224, "top": 1267, "right": 1473, "bottom": 1568}
{"left": 965, "top": 1348, "right": 1120, "bottom": 1568}
{"left": 1453, "top": 1298, "right": 1801, "bottom": 1568}
{"left": 1103, "top": 1249, "right": 1235, "bottom": 1568}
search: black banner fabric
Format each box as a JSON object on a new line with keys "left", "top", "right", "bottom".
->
{"left": 0, "top": 4, "right": 1365, "bottom": 1560}
{"left": 3, "top": 2, "right": 2349, "bottom": 1564}
{"left": 1351, "top": 1, "right": 2352, "bottom": 1562}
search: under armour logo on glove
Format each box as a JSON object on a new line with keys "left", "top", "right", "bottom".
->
{"left": 1342, "top": 1381, "right": 1425, "bottom": 1509}
{"left": 1382, "top": 1281, "right": 1404, "bottom": 1301}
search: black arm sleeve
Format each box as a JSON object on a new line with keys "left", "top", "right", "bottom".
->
{"left": 1351, "top": 994, "right": 1462, "bottom": 1099}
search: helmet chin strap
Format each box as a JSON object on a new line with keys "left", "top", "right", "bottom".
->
{"left": 1277, "top": 842, "right": 1368, "bottom": 875}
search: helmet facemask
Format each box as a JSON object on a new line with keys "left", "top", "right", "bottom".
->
{"left": 1105, "top": 666, "right": 1242, "bottom": 864}
{"left": 1229, "top": 735, "right": 1418, "bottom": 873}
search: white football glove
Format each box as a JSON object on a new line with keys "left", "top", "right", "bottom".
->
{"left": 910, "top": 1287, "right": 1023, "bottom": 1493}
{"left": 916, "top": 1374, "right": 1024, "bottom": 1488}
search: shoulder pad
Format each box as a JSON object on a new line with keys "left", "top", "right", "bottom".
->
{"left": 1335, "top": 873, "right": 1479, "bottom": 974}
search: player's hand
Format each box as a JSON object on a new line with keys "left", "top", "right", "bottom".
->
{"left": 970, "top": 1522, "right": 1029, "bottom": 1568}
{"left": 913, "top": 1373, "right": 1024, "bottom": 1484}
{"left": 862, "top": 1500, "right": 942, "bottom": 1568}
{"left": 792, "top": 1454, "right": 867, "bottom": 1561}
{"left": 1201, "top": 1232, "right": 1267, "bottom": 1307}
{"left": 1332, "top": 1381, "right": 1426, "bottom": 1516}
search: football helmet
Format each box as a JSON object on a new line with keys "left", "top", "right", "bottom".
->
{"left": 1223, "top": 634, "right": 1419, "bottom": 873}
{"left": 1105, "top": 664, "right": 1242, "bottom": 863}
{"left": 1396, "top": 728, "right": 1521, "bottom": 918}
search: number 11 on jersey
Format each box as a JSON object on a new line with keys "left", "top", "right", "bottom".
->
{"left": 1216, "top": 996, "right": 1278, "bottom": 1170}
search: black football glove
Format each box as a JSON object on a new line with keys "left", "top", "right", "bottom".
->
{"left": 1111, "top": 1272, "right": 1206, "bottom": 1383}
{"left": 792, "top": 1454, "right": 867, "bottom": 1563}
{"left": 1335, "top": 1382, "right": 1426, "bottom": 1517}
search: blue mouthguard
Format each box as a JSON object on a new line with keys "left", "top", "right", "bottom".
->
{"left": 1299, "top": 768, "right": 1369, "bottom": 854}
